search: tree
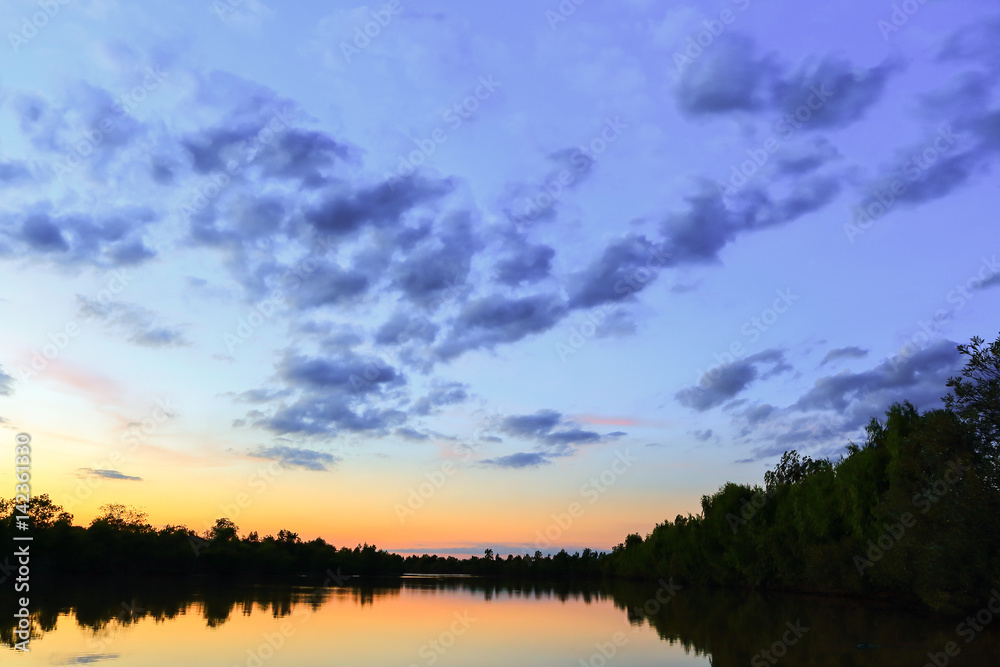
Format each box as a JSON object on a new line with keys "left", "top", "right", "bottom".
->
{"left": 763, "top": 450, "right": 831, "bottom": 489}
{"left": 92, "top": 503, "right": 149, "bottom": 531}
{"left": 208, "top": 518, "right": 240, "bottom": 543}
{"left": 944, "top": 332, "right": 1000, "bottom": 459}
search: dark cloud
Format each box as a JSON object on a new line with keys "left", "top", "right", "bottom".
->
{"left": 676, "top": 349, "right": 790, "bottom": 412}
{"left": 676, "top": 33, "right": 895, "bottom": 129}
{"left": 290, "top": 261, "right": 370, "bottom": 308}
{"left": 12, "top": 83, "right": 145, "bottom": 159}
{"left": 253, "top": 128, "right": 354, "bottom": 187}
{"left": 278, "top": 353, "right": 403, "bottom": 393}
{"left": 3, "top": 209, "right": 158, "bottom": 267}
{"left": 734, "top": 341, "right": 964, "bottom": 460}
{"left": 938, "top": 17, "right": 1000, "bottom": 72}
{"left": 77, "top": 297, "right": 190, "bottom": 347}
{"left": 975, "top": 272, "right": 1000, "bottom": 291}
{"left": 677, "top": 363, "right": 757, "bottom": 412}
{"left": 436, "top": 293, "right": 568, "bottom": 360}
{"left": 396, "top": 427, "right": 430, "bottom": 441}
{"left": 391, "top": 212, "right": 478, "bottom": 307}
{"left": 542, "top": 429, "right": 602, "bottom": 446}
{"left": 692, "top": 429, "right": 714, "bottom": 442}
{"left": 773, "top": 57, "right": 896, "bottom": 129}
{"left": 820, "top": 346, "right": 868, "bottom": 366}
{"left": 255, "top": 352, "right": 407, "bottom": 436}
{"left": 304, "top": 174, "right": 453, "bottom": 237}
{"left": 502, "top": 410, "right": 563, "bottom": 438}
{"left": 21, "top": 214, "right": 68, "bottom": 251}
{"left": 768, "top": 174, "right": 842, "bottom": 222}
{"left": 854, "top": 22, "right": 1000, "bottom": 211}
{"left": 375, "top": 310, "right": 439, "bottom": 346}
{"left": 248, "top": 445, "right": 340, "bottom": 471}
{"left": 665, "top": 174, "right": 842, "bottom": 266}
{"left": 567, "top": 235, "right": 669, "bottom": 309}
{"left": 773, "top": 138, "right": 841, "bottom": 175}
{"left": 660, "top": 191, "right": 736, "bottom": 264}
{"left": 676, "top": 35, "right": 776, "bottom": 115}
{"left": 78, "top": 468, "right": 142, "bottom": 481}
{"left": 498, "top": 409, "right": 605, "bottom": 456}
{"left": 412, "top": 381, "right": 469, "bottom": 416}
{"left": 793, "top": 340, "right": 960, "bottom": 414}
{"left": 494, "top": 243, "right": 554, "bottom": 286}
{"left": 0, "top": 159, "right": 33, "bottom": 184}
{"left": 0, "top": 366, "right": 12, "bottom": 396}
{"left": 480, "top": 452, "right": 552, "bottom": 469}
{"left": 237, "top": 388, "right": 293, "bottom": 403}
{"left": 497, "top": 146, "right": 601, "bottom": 227}
{"left": 743, "top": 404, "right": 775, "bottom": 425}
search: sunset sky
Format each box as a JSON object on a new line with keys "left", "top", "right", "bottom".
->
{"left": 1, "top": 0, "right": 997, "bottom": 555}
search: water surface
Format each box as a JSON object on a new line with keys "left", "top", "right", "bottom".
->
{"left": 5, "top": 577, "right": 999, "bottom": 665}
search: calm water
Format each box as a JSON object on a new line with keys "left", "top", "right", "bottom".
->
{"left": 4, "top": 576, "right": 999, "bottom": 665}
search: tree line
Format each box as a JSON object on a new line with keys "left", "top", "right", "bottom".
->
{"left": 2, "top": 332, "right": 997, "bottom": 612}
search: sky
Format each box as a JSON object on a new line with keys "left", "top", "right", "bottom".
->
{"left": 0, "top": 0, "right": 997, "bottom": 556}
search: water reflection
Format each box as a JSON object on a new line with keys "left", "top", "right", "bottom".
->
{"left": 3, "top": 576, "right": 999, "bottom": 665}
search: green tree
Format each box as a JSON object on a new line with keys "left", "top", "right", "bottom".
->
{"left": 944, "top": 332, "right": 1000, "bottom": 460}
{"left": 763, "top": 450, "right": 831, "bottom": 490}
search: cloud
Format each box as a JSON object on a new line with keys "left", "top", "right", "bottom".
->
{"left": 976, "top": 273, "right": 1000, "bottom": 291}
{"left": 853, "top": 22, "right": 1000, "bottom": 212}
{"left": 78, "top": 468, "right": 142, "bottom": 481}
{"left": 290, "top": 261, "right": 370, "bottom": 308}
{"left": 662, "top": 175, "right": 841, "bottom": 268}
{"left": 793, "top": 340, "right": 960, "bottom": 414}
{"left": 436, "top": 293, "right": 568, "bottom": 360}
{"left": 497, "top": 409, "right": 606, "bottom": 457}
{"left": 692, "top": 429, "right": 714, "bottom": 442}
{"left": 676, "top": 33, "right": 895, "bottom": 128}
{"left": 0, "top": 366, "right": 13, "bottom": 396}
{"left": 542, "top": 429, "right": 603, "bottom": 446}
{"left": 0, "top": 158, "right": 33, "bottom": 184}
{"left": 938, "top": 17, "right": 1000, "bottom": 72}
{"left": 772, "top": 56, "right": 896, "bottom": 129}
{"left": 480, "top": 452, "right": 552, "bottom": 469}
{"left": 676, "top": 35, "right": 776, "bottom": 115}
{"left": 52, "top": 653, "right": 121, "bottom": 665}
{"left": 494, "top": 243, "right": 555, "bottom": 286}
{"left": 502, "top": 410, "right": 563, "bottom": 438}
{"left": 248, "top": 445, "right": 340, "bottom": 471}
{"left": 237, "top": 388, "right": 293, "bottom": 403}
{"left": 304, "top": 175, "right": 454, "bottom": 238}
{"left": 412, "top": 381, "right": 469, "bottom": 416}
{"left": 820, "top": 346, "right": 869, "bottom": 366}
{"left": 734, "top": 341, "right": 963, "bottom": 460}
{"left": 676, "top": 349, "right": 791, "bottom": 411}
{"left": 279, "top": 353, "right": 402, "bottom": 392}
{"left": 567, "top": 235, "right": 668, "bottom": 309}
{"left": 2, "top": 209, "right": 158, "bottom": 267}
{"left": 391, "top": 212, "right": 479, "bottom": 307}
{"left": 375, "top": 310, "right": 439, "bottom": 346}
{"left": 77, "top": 297, "right": 190, "bottom": 347}
{"left": 254, "top": 351, "right": 407, "bottom": 436}
{"left": 396, "top": 427, "right": 430, "bottom": 441}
